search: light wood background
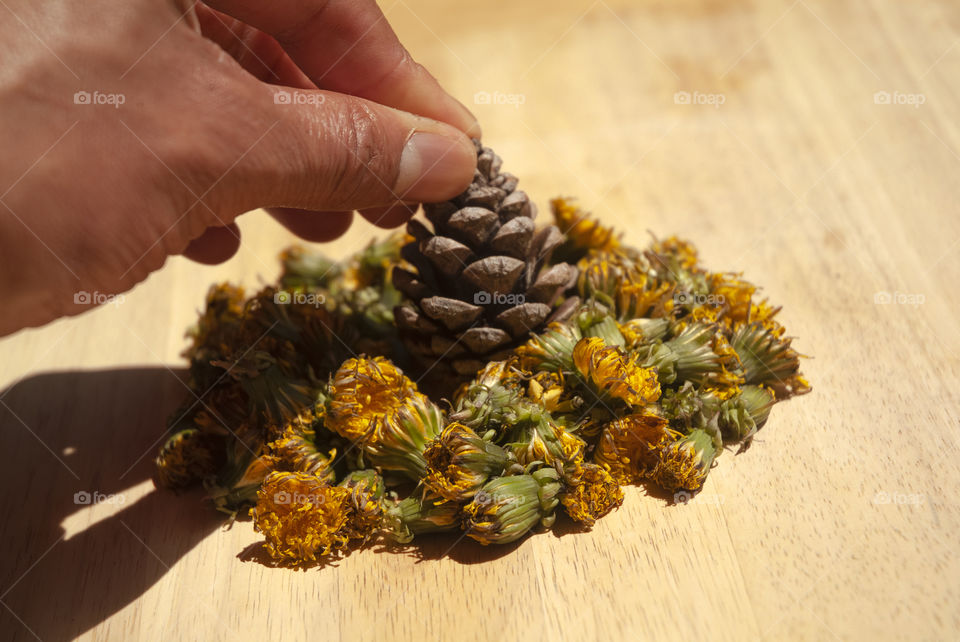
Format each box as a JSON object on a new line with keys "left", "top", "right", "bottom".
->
{"left": 2, "top": 0, "right": 959, "bottom": 640}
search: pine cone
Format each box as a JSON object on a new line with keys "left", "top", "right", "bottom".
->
{"left": 393, "top": 140, "right": 580, "bottom": 379}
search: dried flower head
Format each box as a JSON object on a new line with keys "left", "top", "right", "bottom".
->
{"left": 524, "top": 370, "right": 580, "bottom": 417}
{"left": 745, "top": 300, "right": 784, "bottom": 336}
{"left": 337, "top": 470, "right": 387, "bottom": 543}
{"left": 212, "top": 343, "right": 320, "bottom": 428}
{"left": 718, "top": 385, "right": 775, "bottom": 450}
{"left": 327, "top": 356, "right": 420, "bottom": 442}
{"left": 462, "top": 469, "right": 562, "bottom": 545}
{"left": 423, "top": 422, "right": 514, "bottom": 501}
{"left": 730, "top": 322, "right": 810, "bottom": 399}
{"left": 593, "top": 410, "right": 676, "bottom": 483}
{"left": 618, "top": 318, "right": 670, "bottom": 348}
{"left": 651, "top": 428, "right": 720, "bottom": 493}
{"left": 250, "top": 470, "right": 386, "bottom": 564}
{"left": 263, "top": 412, "right": 337, "bottom": 483}
{"left": 649, "top": 236, "right": 700, "bottom": 272}
{"left": 702, "top": 332, "right": 744, "bottom": 401}
{"left": 572, "top": 337, "right": 661, "bottom": 408}
{"left": 250, "top": 472, "right": 353, "bottom": 563}
{"left": 615, "top": 281, "right": 675, "bottom": 321}
{"left": 363, "top": 392, "right": 445, "bottom": 480}
{"left": 383, "top": 493, "right": 462, "bottom": 544}
{"left": 659, "top": 382, "right": 720, "bottom": 431}
{"left": 154, "top": 428, "right": 217, "bottom": 490}
{"left": 516, "top": 321, "right": 583, "bottom": 374}
{"left": 184, "top": 283, "right": 248, "bottom": 387}
{"left": 450, "top": 360, "right": 529, "bottom": 433}
{"left": 506, "top": 417, "right": 585, "bottom": 469}
{"left": 560, "top": 460, "right": 624, "bottom": 526}
{"left": 577, "top": 252, "right": 632, "bottom": 302}
{"left": 576, "top": 250, "right": 676, "bottom": 322}
{"left": 707, "top": 273, "right": 755, "bottom": 323}
{"left": 551, "top": 197, "right": 620, "bottom": 254}
{"left": 189, "top": 382, "right": 252, "bottom": 436}
{"left": 638, "top": 323, "right": 744, "bottom": 395}
{"left": 204, "top": 426, "right": 273, "bottom": 515}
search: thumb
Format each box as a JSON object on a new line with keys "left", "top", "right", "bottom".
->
{"left": 223, "top": 86, "right": 477, "bottom": 214}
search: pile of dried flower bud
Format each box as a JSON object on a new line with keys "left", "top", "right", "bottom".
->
{"left": 155, "top": 196, "right": 809, "bottom": 566}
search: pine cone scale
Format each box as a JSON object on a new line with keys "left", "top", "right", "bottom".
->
{"left": 394, "top": 139, "right": 578, "bottom": 384}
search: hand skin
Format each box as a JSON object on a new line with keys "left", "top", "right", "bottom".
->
{"left": 0, "top": 0, "right": 480, "bottom": 337}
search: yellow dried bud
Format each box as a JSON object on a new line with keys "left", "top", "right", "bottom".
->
{"left": 572, "top": 337, "right": 661, "bottom": 407}
{"left": 250, "top": 470, "right": 385, "bottom": 564}
{"left": 154, "top": 429, "right": 216, "bottom": 489}
{"left": 422, "top": 422, "right": 513, "bottom": 502}
{"left": 650, "top": 236, "right": 699, "bottom": 271}
{"left": 593, "top": 410, "right": 677, "bottom": 483}
{"left": 250, "top": 472, "right": 352, "bottom": 564}
{"left": 651, "top": 429, "right": 719, "bottom": 493}
{"left": 560, "top": 461, "right": 624, "bottom": 526}
{"left": 327, "top": 356, "right": 419, "bottom": 442}
{"left": 551, "top": 197, "right": 619, "bottom": 253}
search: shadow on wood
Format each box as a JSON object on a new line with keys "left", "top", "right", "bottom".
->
{"left": 0, "top": 368, "right": 222, "bottom": 642}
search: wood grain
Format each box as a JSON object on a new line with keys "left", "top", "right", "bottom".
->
{"left": 2, "top": 0, "right": 959, "bottom": 640}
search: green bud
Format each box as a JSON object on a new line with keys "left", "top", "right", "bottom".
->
{"left": 651, "top": 428, "right": 720, "bottom": 493}
{"left": 718, "top": 385, "right": 775, "bottom": 449}
{"left": 730, "top": 323, "right": 810, "bottom": 399}
{"left": 461, "top": 469, "right": 562, "bottom": 545}
{"left": 383, "top": 494, "right": 461, "bottom": 543}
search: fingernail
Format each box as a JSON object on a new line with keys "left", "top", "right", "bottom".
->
{"left": 395, "top": 131, "right": 476, "bottom": 201}
{"left": 463, "top": 117, "right": 483, "bottom": 139}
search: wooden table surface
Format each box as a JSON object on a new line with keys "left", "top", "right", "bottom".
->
{"left": 2, "top": 1, "right": 959, "bottom": 640}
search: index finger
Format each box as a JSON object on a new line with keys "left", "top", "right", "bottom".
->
{"left": 204, "top": 0, "right": 481, "bottom": 137}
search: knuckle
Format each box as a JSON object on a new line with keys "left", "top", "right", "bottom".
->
{"left": 319, "top": 101, "right": 397, "bottom": 205}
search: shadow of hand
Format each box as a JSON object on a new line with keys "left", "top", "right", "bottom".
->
{"left": 0, "top": 368, "right": 222, "bottom": 641}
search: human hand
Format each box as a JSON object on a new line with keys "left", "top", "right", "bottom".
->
{"left": 0, "top": 0, "right": 479, "bottom": 336}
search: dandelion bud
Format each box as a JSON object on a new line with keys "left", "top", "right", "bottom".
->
{"left": 450, "top": 360, "right": 529, "bottom": 433}
{"left": 593, "top": 410, "right": 676, "bottom": 483}
{"left": 730, "top": 323, "right": 810, "bottom": 399}
{"left": 651, "top": 428, "right": 721, "bottom": 493}
{"left": 462, "top": 469, "right": 561, "bottom": 545}
{"left": 383, "top": 494, "right": 461, "bottom": 544}
{"left": 572, "top": 336, "right": 661, "bottom": 408}
{"left": 560, "top": 461, "right": 624, "bottom": 526}
{"left": 718, "top": 385, "right": 775, "bottom": 449}
{"left": 423, "top": 423, "right": 515, "bottom": 501}
{"left": 154, "top": 428, "right": 218, "bottom": 490}
{"left": 250, "top": 472, "right": 352, "bottom": 564}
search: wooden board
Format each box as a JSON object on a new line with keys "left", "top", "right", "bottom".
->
{"left": 1, "top": 0, "right": 959, "bottom": 639}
